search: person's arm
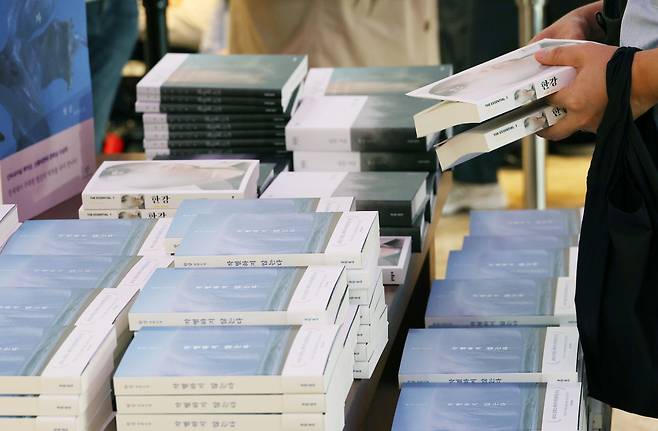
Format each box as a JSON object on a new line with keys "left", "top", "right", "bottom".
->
{"left": 631, "top": 49, "right": 658, "bottom": 119}
{"left": 531, "top": 1, "right": 605, "bottom": 42}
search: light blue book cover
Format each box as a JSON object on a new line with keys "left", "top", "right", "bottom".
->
{"left": 131, "top": 268, "right": 300, "bottom": 314}
{"left": 0, "top": 255, "right": 139, "bottom": 289}
{"left": 0, "top": 287, "right": 95, "bottom": 328}
{"left": 167, "top": 198, "right": 320, "bottom": 241}
{"left": 426, "top": 279, "right": 555, "bottom": 324}
{"left": 115, "top": 326, "right": 295, "bottom": 378}
{"left": 0, "top": 325, "right": 67, "bottom": 377}
{"left": 393, "top": 384, "right": 544, "bottom": 431}
{"left": 469, "top": 209, "right": 581, "bottom": 237}
{"left": 1, "top": 220, "right": 154, "bottom": 256}
{"left": 446, "top": 249, "right": 567, "bottom": 279}
{"left": 399, "top": 328, "right": 544, "bottom": 377}
{"left": 462, "top": 235, "right": 577, "bottom": 251}
{"left": 176, "top": 213, "right": 336, "bottom": 257}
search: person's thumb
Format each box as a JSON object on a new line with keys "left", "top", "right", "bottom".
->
{"left": 535, "top": 45, "right": 583, "bottom": 67}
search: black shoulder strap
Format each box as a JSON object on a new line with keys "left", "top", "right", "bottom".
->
{"left": 596, "top": 0, "right": 629, "bottom": 45}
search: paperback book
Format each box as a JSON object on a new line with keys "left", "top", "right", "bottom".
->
{"left": 174, "top": 211, "right": 380, "bottom": 270}
{"left": 164, "top": 197, "right": 354, "bottom": 253}
{"left": 379, "top": 236, "right": 412, "bottom": 285}
{"left": 380, "top": 212, "right": 428, "bottom": 252}
{"left": 142, "top": 113, "right": 290, "bottom": 124}
{"left": 0, "top": 287, "right": 97, "bottom": 328}
{"left": 142, "top": 138, "right": 286, "bottom": 150}
{"left": 145, "top": 147, "right": 290, "bottom": 160}
{"left": 78, "top": 207, "right": 177, "bottom": 220}
{"left": 143, "top": 129, "right": 285, "bottom": 141}
{"left": 128, "top": 266, "right": 348, "bottom": 330}
{"left": 462, "top": 234, "right": 579, "bottom": 252}
{"left": 398, "top": 327, "right": 580, "bottom": 384}
{"left": 445, "top": 249, "right": 570, "bottom": 280}
{"left": 469, "top": 209, "right": 582, "bottom": 237}
{"left": 82, "top": 160, "right": 259, "bottom": 210}
{"left": 293, "top": 150, "right": 438, "bottom": 172}
{"left": 0, "top": 204, "right": 18, "bottom": 247}
{"left": 425, "top": 278, "right": 576, "bottom": 327}
{"left": 262, "top": 171, "right": 428, "bottom": 227}
{"left": 393, "top": 383, "right": 583, "bottom": 431}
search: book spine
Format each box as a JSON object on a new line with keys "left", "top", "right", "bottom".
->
{"left": 381, "top": 266, "right": 405, "bottom": 285}
{"left": 174, "top": 253, "right": 351, "bottom": 269}
{"left": 485, "top": 105, "right": 566, "bottom": 148}
{"left": 344, "top": 265, "right": 379, "bottom": 294}
{"left": 144, "top": 130, "right": 285, "bottom": 141}
{"left": 355, "top": 200, "right": 413, "bottom": 227}
{"left": 380, "top": 225, "right": 423, "bottom": 252}
{"left": 351, "top": 128, "right": 431, "bottom": 152}
{"left": 113, "top": 376, "right": 283, "bottom": 396}
{"left": 541, "top": 327, "right": 580, "bottom": 382}
{"left": 148, "top": 95, "right": 283, "bottom": 107}
{"left": 143, "top": 122, "right": 286, "bottom": 133}
{"left": 145, "top": 147, "right": 290, "bottom": 160}
{"left": 424, "top": 314, "right": 566, "bottom": 328}
{"left": 0, "top": 395, "right": 80, "bottom": 417}
{"left": 115, "top": 413, "right": 326, "bottom": 431}
{"left": 143, "top": 139, "right": 286, "bottom": 149}
{"left": 159, "top": 87, "right": 281, "bottom": 99}
{"left": 78, "top": 208, "right": 176, "bottom": 220}
{"left": 398, "top": 371, "right": 573, "bottom": 385}
{"left": 136, "top": 53, "right": 188, "bottom": 99}
{"left": 136, "top": 101, "right": 284, "bottom": 115}
{"left": 142, "top": 113, "right": 289, "bottom": 124}
{"left": 541, "top": 383, "right": 582, "bottom": 431}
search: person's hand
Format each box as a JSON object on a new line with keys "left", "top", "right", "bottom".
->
{"left": 534, "top": 43, "right": 616, "bottom": 141}
{"left": 531, "top": 2, "right": 604, "bottom": 43}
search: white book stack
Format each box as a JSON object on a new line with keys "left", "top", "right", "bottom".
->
{"left": 0, "top": 204, "right": 19, "bottom": 250}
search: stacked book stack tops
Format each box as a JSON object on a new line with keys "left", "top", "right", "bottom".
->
{"left": 136, "top": 53, "right": 308, "bottom": 160}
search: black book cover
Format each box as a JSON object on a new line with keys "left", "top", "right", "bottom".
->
{"left": 143, "top": 122, "right": 286, "bottom": 132}
{"left": 358, "top": 151, "right": 438, "bottom": 172}
{"left": 149, "top": 94, "right": 283, "bottom": 107}
{"left": 148, "top": 139, "right": 286, "bottom": 149}
{"left": 145, "top": 129, "right": 285, "bottom": 141}
{"left": 380, "top": 212, "right": 426, "bottom": 252}
{"left": 153, "top": 147, "right": 291, "bottom": 156}
{"left": 144, "top": 114, "right": 290, "bottom": 124}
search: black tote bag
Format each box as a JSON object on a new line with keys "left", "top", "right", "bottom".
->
{"left": 577, "top": 47, "right": 658, "bottom": 417}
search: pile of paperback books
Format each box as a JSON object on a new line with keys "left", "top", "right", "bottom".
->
{"left": 0, "top": 204, "right": 18, "bottom": 248}
{"left": 78, "top": 160, "right": 259, "bottom": 220}
{"left": 262, "top": 171, "right": 433, "bottom": 252}
{"left": 135, "top": 53, "right": 308, "bottom": 159}
{"left": 408, "top": 39, "right": 584, "bottom": 169}
{"left": 393, "top": 208, "right": 591, "bottom": 430}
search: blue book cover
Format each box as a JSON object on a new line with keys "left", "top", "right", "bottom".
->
{"left": 469, "top": 209, "right": 581, "bottom": 237}
{"left": 0, "top": 287, "right": 95, "bottom": 328}
{"left": 392, "top": 384, "right": 543, "bottom": 431}
{"left": 167, "top": 198, "right": 320, "bottom": 241}
{"left": 115, "top": 327, "right": 294, "bottom": 378}
{"left": 1, "top": 220, "right": 154, "bottom": 256}
{"left": 462, "top": 235, "right": 577, "bottom": 251}
{"left": 0, "top": 0, "right": 93, "bottom": 158}
{"left": 131, "top": 267, "right": 300, "bottom": 315}
{"left": 399, "top": 328, "right": 544, "bottom": 377}
{"left": 0, "top": 255, "right": 139, "bottom": 289}
{"left": 176, "top": 213, "right": 337, "bottom": 257}
{"left": 446, "top": 249, "right": 567, "bottom": 279}
{"left": 0, "top": 325, "right": 68, "bottom": 377}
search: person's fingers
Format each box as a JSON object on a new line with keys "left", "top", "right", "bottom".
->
{"left": 535, "top": 45, "right": 585, "bottom": 67}
{"left": 545, "top": 89, "right": 571, "bottom": 108}
{"left": 537, "top": 113, "right": 579, "bottom": 141}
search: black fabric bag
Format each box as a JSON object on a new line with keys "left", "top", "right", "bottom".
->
{"left": 577, "top": 47, "right": 658, "bottom": 417}
{"left": 596, "top": 0, "right": 628, "bottom": 45}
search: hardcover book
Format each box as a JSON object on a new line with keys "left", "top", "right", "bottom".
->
{"left": 82, "top": 160, "right": 259, "bottom": 210}
{"left": 408, "top": 39, "right": 585, "bottom": 137}
{"left": 469, "top": 209, "right": 582, "bottom": 237}
{"left": 0, "top": 204, "right": 18, "bottom": 247}
{"left": 136, "top": 53, "right": 308, "bottom": 110}
{"left": 445, "top": 249, "right": 569, "bottom": 280}
{"left": 262, "top": 171, "right": 428, "bottom": 227}
{"left": 393, "top": 383, "right": 582, "bottom": 431}
{"left": 379, "top": 236, "right": 412, "bottom": 285}
{"left": 174, "top": 211, "right": 380, "bottom": 270}
{"left": 425, "top": 278, "right": 576, "bottom": 327}
{"left": 286, "top": 95, "right": 438, "bottom": 153}
{"left": 293, "top": 150, "right": 438, "bottom": 172}
{"left": 304, "top": 65, "right": 452, "bottom": 97}
{"left": 164, "top": 197, "right": 354, "bottom": 253}
{"left": 398, "top": 327, "right": 580, "bottom": 384}
{"left": 128, "top": 266, "right": 348, "bottom": 330}
{"left": 113, "top": 325, "right": 343, "bottom": 395}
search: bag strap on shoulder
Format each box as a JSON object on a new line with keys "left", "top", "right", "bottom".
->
{"left": 596, "top": 0, "right": 628, "bottom": 45}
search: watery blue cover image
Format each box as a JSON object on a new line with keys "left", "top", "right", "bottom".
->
{"left": 0, "top": 286, "right": 95, "bottom": 328}
{"left": 0, "top": 255, "right": 139, "bottom": 289}
{"left": 0, "top": 0, "right": 93, "bottom": 158}
{"left": 426, "top": 279, "right": 555, "bottom": 325}
{"left": 469, "top": 209, "right": 581, "bottom": 237}
{"left": 392, "top": 384, "right": 543, "bottom": 431}
{"left": 399, "top": 328, "right": 544, "bottom": 378}
{"left": 1, "top": 219, "right": 154, "bottom": 256}
{"left": 176, "top": 213, "right": 336, "bottom": 257}
{"left": 0, "top": 325, "right": 67, "bottom": 377}
{"left": 445, "top": 249, "right": 567, "bottom": 279}
{"left": 462, "top": 235, "right": 577, "bottom": 251}
{"left": 131, "top": 267, "right": 300, "bottom": 314}
{"left": 115, "top": 326, "right": 294, "bottom": 378}
{"left": 167, "top": 198, "right": 319, "bottom": 240}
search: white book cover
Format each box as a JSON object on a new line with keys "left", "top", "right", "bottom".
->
{"left": 78, "top": 207, "right": 176, "bottom": 220}
{"left": 379, "top": 236, "right": 412, "bottom": 285}
{"left": 82, "top": 160, "right": 259, "bottom": 210}
{"left": 353, "top": 325, "right": 388, "bottom": 380}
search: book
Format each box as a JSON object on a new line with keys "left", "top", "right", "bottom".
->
{"left": 0, "top": 0, "right": 96, "bottom": 220}
{"left": 143, "top": 122, "right": 286, "bottom": 137}
{"left": 142, "top": 138, "right": 286, "bottom": 150}
{"left": 358, "top": 282, "right": 386, "bottom": 326}
{"left": 445, "top": 249, "right": 570, "bottom": 280}
{"left": 143, "top": 129, "right": 285, "bottom": 141}
{"left": 0, "top": 219, "right": 159, "bottom": 256}
{"left": 262, "top": 172, "right": 428, "bottom": 227}
{"left": 380, "top": 212, "right": 428, "bottom": 253}
{"left": 425, "top": 278, "right": 576, "bottom": 328}
{"left": 434, "top": 102, "right": 566, "bottom": 169}
{"left": 82, "top": 160, "right": 259, "bottom": 210}
{"left": 293, "top": 150, "right": 438, "bottom": 172}
{"left": 258, "top": 162, "right": 277, "bottom": 195}
{"left": 0, "top": 287, "right": 97, "bottom": 328}
{"left": 174, "top": 211, "right": 380, "bottom": 270}
{"left": 286, "top": 95, "right": 438, "bottom": 153}
{"left": 357, "top": 305, "right": 388, "bottom": 344}
{"left": 128, "top": 266, "right": 348, "bottom": 330}
{"left": 469, "top": 209, "right": 581, "bottom": 237}
{"left": 304, "top": 65, "right": 452, "bottom": 97}
{"left": 347, "top": 264, "right": 383, "bottom": 305}
{"left": 145, "top": 147, "right": 291, "bottom": 160}
{"left": 462, "top": 234, "right": 579, "bottom": 251}
{"left": 78, "top": 207, "right": 177, "bottom": 220}
{"left": 136, "top": 54, "right": 308, "bottom": 109}
{"left": 398, "top": 327, "right": 580, "bottom": 384}
{"left": 353, "top": 324, "right": 388, "bottom": 379}
{"left": 379, "top": 236, "right": 412, "bottom": 285}
{"left": 408, "top": 39, "right": 585, "bottom": 137}
{"left": 0, "top": 204, "right": 18, "bottom": 246}
{"left": 392, "top": 383, "right": 583, "bottom": 431}
{"left": 164, "top": 197, "right": 354, "bottom": 253}
{"left": 142, "top": 113, "right": 290, "bottom": 124}
{"left": 113, "top": 325, "right": 344, "bottom": 395}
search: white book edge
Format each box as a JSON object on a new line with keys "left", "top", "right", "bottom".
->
{"left": 136, "top": 53, "right": 188, "bottom": 97}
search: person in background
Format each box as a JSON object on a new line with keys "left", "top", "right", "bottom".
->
{"left": 228, "top": 0, "right": 439, "bottom": 67}
{"left": 86, "top": 0, "right": 139, "bottom": 152}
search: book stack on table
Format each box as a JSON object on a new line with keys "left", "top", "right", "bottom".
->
{"left": 78, "top": 160, "right": 259, "bottom": 220}
{"left": 135, "top": 53, "right": 307, "bottom": 160}
{"left": 378, "top": 236, "right": 412, "bottom": 286}
{"left": 392, "top": 208, "right": 590, "bottom": 430}
{"left": 0, "top": 204, "right": 19, "bottom": 249}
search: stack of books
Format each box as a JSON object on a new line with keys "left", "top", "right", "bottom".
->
{"left": 262, "top": 171, "right": 431, "bottom": 252}
{"left": 135, "top": 53, "right": 308, "bottom": 160}
{"left": 379, "top": 236, "right": 412, "bottom": 286}
{"left": 78, "top": 160, "right": 259, "bottom": 220}
{"left": 0, "top": 204, "right": 18, "bottom": 248}
{"left": 113, "top": 321, "right": 358, "bottom": 431}
{"left": 408, "top": 39, "right": 585, "bottom": 169}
